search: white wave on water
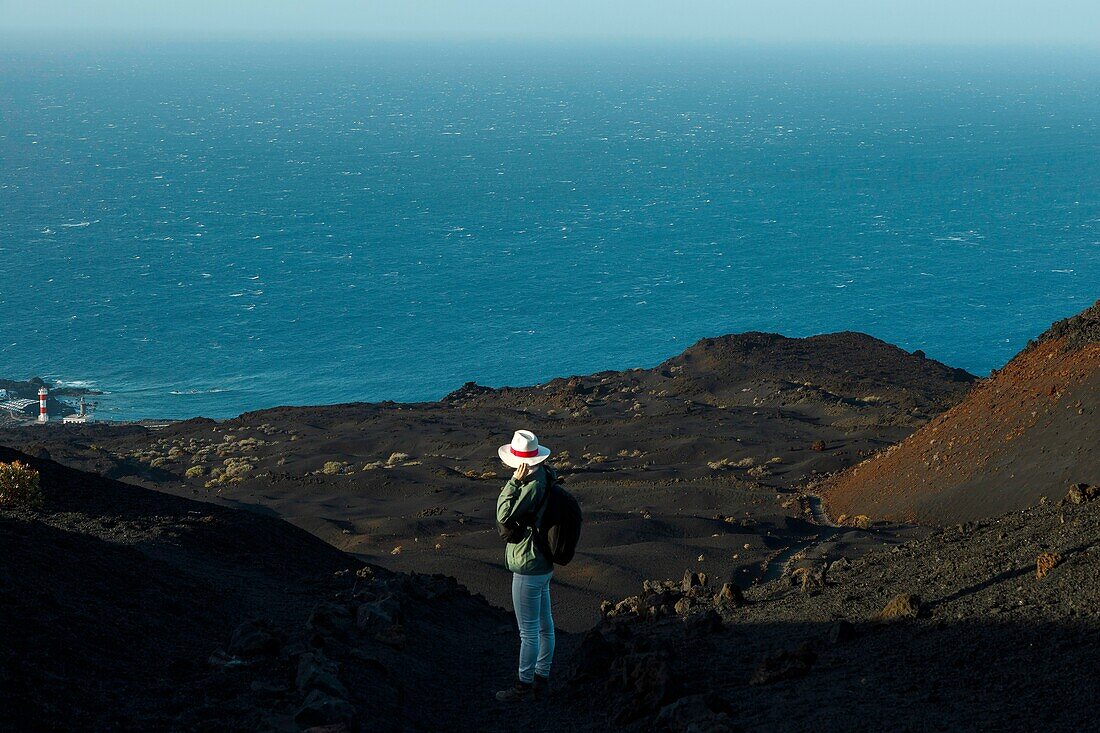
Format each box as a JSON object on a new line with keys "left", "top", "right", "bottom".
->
{"left": 52, "top": 379, "right": 97, "bottom": 389}
{"left": 60, "top": 220, "right": 99, "bottom": 228}
{"left": 170, "top": 388, "right": 230, "bottom": 396}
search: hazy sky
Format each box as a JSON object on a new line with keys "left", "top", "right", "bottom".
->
{"left": 3, "top": 0, "right": 1099, "bottom": 46}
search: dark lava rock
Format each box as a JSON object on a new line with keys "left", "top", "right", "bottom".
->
{"left": 609, "top": 652, "right": 679, "bottom": 724}
{"left": 307, "top": 602, "right": 355, "bottom": 638}
{"left": 297, "top": 651, "right": 348, "bottom": 699}
{"left": 1065, "top": 483, "right": 1099, "bottom": 505}
{"left": 750, "top": 643, "right": 817, "bottom": 686}
{"left": 573, "top": 628, "right": 625, "bottom": 679}
{"left": 228, "top": 618, "right": 281, "bottom": 658}
{"left": 829, "top": 557, "right": 852, "bottom": 574}
{"left": 258, "top": 713, "right": 300, "bottom": 733}
{"left": 684, "top": 609, "right": 723, "bottom": 637}
{"left": 828, "top": 620, "right": 857, "bottom": 645}
{"left": 790, "top": 564, "right": 827, "bottom": 595}
{"left": 715, "top": 582, "right": 745, "bottom": 608}
{"left": 657, "top": 694, "right": 736, "bottom": 733}
{"left": 356, "top": 594, "right": 402, "bottom": 633}
{"left": 874, "top": 593, "right": 926, "bottom": 623}
{"left": 681, "top": 570, "right": 706, "bottom": 594}
{"left": 294, "top": 689, "right": 356, "bottom": 730}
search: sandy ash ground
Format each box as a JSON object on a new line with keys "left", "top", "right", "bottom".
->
{"left": 0, "top": 331, "right": 972, "bottom": 631}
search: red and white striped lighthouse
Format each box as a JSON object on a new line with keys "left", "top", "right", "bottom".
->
{"left": 38, "top": 387, "right": 48, "bottom": 423}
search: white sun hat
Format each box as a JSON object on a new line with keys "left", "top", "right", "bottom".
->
{"left": 498, "top": 429, "right": 551, "bottom": 469}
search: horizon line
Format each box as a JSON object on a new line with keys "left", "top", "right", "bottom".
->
{"left": 3, "top": 31, "right": 1100, "bottom": 51}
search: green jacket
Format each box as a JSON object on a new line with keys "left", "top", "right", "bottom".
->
{"left": 496, "top": 466, "right": 553, "bottom": 575}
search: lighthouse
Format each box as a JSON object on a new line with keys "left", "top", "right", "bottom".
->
{"left": 38, "top": 387, "right": 48, "bottom": 423}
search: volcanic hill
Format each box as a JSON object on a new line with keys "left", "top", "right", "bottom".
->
{"left": 823, "top": 300, "right": 1100, "bottom": 525}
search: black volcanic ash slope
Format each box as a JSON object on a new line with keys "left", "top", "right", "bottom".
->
{"left": 0, "top": 446, "right": 552, "bottom": 733}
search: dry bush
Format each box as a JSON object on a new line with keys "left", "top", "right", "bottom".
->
{"left": 223, "top": 457, "right": 255, "bottom": 479}
{"left": 322, "top": 461, "right": 349, "bottom": 475}
{"left": 0, "top": 461, "right": 44, "bottom": 508}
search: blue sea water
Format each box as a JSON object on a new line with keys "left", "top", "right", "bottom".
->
{"left": 1, "top": 41, "right": 1098, "bottom": 421}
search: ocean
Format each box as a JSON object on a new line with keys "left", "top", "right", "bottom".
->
{"left": 1, "top": 41, "right": 1097, "bottom": 420}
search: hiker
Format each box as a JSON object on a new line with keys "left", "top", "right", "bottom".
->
{"left": 494, "top": 429, "right": 556, "bottom": 702}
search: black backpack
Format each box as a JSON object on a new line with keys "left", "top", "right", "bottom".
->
{"left": 497, "top": 466, "right": 583, "bottom": 566}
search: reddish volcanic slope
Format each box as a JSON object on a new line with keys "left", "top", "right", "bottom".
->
{"left": 822, "top": 301, "right": 1100, "bottom": 525}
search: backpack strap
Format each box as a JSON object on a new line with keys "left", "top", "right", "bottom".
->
{"left": 527, "top": 465, "right": 554, "bottom": 527}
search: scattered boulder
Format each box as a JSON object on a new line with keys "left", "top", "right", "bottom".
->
{"left": 848, "top": 515, "right": 873, "bottom": 530}
{"left": 657, "top": 694, "right": 735, "bottom": 733}
{"left": 750, "top": 643, "right": 817, "bottom": 686}
{"left": 294, "top": 690, "right": 356, "bottom": 731}
{"left": 828, "top": 620, "right": 857, "bottom": 645}
{"left": 874, "top": 594, "right": 926, "bottom": 623}
{"left": 227, "top": 619, "right": 281, "bottom": 658}
{"left": 612, "top": 596, "right": 642, "bottom": 619}
{"left": 609, "top": 652, "right": 679, "bottom": 723}
{"left": 829, "top": 557, "right": 852, "bottom": 574}
{"left": 683, "top": 609, "right": 723, "bottom": 637}
{"left": 356, "top": 595, "right": 402, "bottom": 633}
{"left": 680, "top": 570, "right": 707, "bottom": 594}
{"left": 307, "top": 602, "right": 355, "bottom": 638}
{"left": 573, "top": 628, "right": 625, "bottom": 679}
{"left": 1064, "top": 483, "right": 1099, "bottom": 505}
{"left": 1036, "top": 551, "right": 1062, "bottom": 580}
{"left": 296, "top": 651, "right": 348, "bottom": 699}
{"left": 790, "top": 564, "right": 827, "bottom": 594}
{"left": 714, "top": 582, "right": 745, "bottom": 609}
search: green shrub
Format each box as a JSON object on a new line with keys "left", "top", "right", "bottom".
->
{"left": 0, "top": 461, "right": 44, "bottom": 508}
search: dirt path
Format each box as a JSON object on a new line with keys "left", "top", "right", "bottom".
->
{"left": 759, "top": 494, "right": 842, "bottom": 583}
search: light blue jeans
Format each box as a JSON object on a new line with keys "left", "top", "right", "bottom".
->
{"left": 511, "top": 571, "right": 554, "bottom": 683}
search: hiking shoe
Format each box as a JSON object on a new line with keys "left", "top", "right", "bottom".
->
{"left": 533, "top": 674, "right": 550, "bottom": 697}
{"left": 495, "top": 681, "right": 534, "bottom": 702}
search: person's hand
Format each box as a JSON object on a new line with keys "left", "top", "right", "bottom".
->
{"left": 512, "top": 462, "right": 531, "bottom": 482}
